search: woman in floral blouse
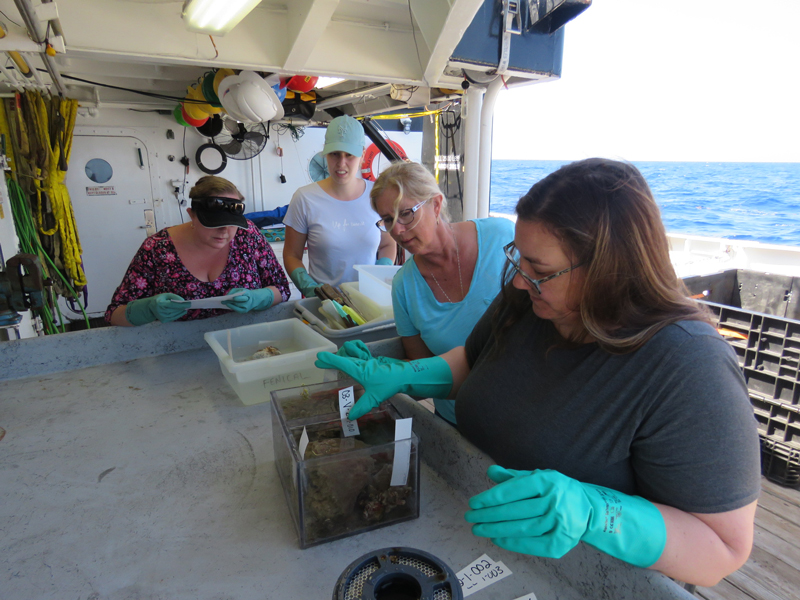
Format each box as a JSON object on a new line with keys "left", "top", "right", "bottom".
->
{"left": 105, "top": 176, "right": 290, "bottom": 326}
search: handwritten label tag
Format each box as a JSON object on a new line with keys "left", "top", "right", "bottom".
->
{"left": 512, "top": 594, "right": 537, "bottom": 600}
{"left": 456, "top": 554, "right": 512, "bottom": 597}
{"left": 338, "top": 386, "right": 360, "bottom": 437}
{"left": 390, "top": 418, "right": 412, "bottom": 487}
{"left": 299, "top": 426, "right": 309, "bottom": 460}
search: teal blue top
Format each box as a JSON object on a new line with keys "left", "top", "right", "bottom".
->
{"left": 392, "top": 217, "right": 515, "bottom": 423}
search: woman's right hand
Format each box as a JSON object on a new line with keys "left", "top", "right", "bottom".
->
{"left": 288, "top": 267, "right": 320, "bottom": 298}
{"left": 314, "top": 353, "right": 453, "bottom": 419}
{"left": 335, "top": 340, "right": 404, "bottom": 365}
{"left": 126, "top": 293, "right": 189, "bottom": 325}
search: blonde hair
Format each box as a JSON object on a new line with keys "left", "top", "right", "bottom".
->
{"left": 370, "top": 162, "right": 448, "bottom": 224}
{"left": 189, "top": 176, "right": 244, "bottom": 201}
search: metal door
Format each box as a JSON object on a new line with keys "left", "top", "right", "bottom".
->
{"left": 64, "top": 135, "right": 155, "bottom": 317}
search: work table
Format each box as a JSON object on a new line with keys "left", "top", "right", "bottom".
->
{"left": 0, "top": 305, "right": 693, "bottom": 599}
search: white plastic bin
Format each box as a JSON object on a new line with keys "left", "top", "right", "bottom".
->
{"left": 339, "top": 281, "right": 393, "bottom": 316}
{"left": 353, "top": 264, "right": 401, "bottom": 307}
{"left": 292, "top": 282, "right": 396, "bottom": 348}
{"left": 204, "top": 319, "right": 338, "bottom": 405}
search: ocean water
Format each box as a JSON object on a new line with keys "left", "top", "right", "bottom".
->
{"left": 490, "top": 160, "right": 800, "bottom": 247}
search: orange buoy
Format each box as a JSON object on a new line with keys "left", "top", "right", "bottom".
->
{"left": 361, "top": 141, "right": 407, "bottom": 181}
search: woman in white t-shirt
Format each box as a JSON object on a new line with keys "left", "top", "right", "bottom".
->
{"left": 283, "top": 115, "right": 396, "bottom": 297}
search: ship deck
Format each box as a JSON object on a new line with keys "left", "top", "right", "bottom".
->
{"left": 697, "top": 478, "right": 800, "bottom": 600}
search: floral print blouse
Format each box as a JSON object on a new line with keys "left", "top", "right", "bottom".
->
{"left": 105, "top": 221, "right": 290, "bottom": 322}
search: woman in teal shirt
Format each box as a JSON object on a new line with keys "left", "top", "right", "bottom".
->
{"left": 369, "top": 162, "right": 513, "bottom": 423}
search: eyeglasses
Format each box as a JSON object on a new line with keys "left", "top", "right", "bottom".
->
{"left": 503, "top": 241, "right": 584, "bottom": 294}
{"left": 191, "top": 196, "right": 245, "bottom": 215}
{"left": 375, "top": 197, "right": 430, "bottom": 232}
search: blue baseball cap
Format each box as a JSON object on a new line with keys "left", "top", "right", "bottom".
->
{"left": 322, "top": 115, "right": 365, "bottom": 157}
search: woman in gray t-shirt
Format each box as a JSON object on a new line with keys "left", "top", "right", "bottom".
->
{"left": 316, "top": 158, "right": 760, "bottom": 587}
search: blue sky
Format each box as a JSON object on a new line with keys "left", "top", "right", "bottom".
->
{"left": 492, "top": 0, "right": 800, "bottom": 162}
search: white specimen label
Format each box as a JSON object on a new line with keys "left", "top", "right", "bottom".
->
{"left": 390, "top": 418, "right": 412, "bottom": 487}
{"left": 456, "top": 554, "right": 512, "bottom": 597}
{"left": 338, "top": 386, "right": 360, "bottom": 437}
{"left": 299, "top": 426, "right": 309, "bottom": 459}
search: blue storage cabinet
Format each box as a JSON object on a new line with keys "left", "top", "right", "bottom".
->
{"left": 450, "top": 1, "right": 567, "bottom": 77}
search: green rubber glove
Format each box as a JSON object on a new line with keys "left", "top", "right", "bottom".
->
{"left": 289, "top": 267, "right": 320, "bottom": 298}
{"left": 465, "top": 466, "right": 666, "bottom": 569}
{"left": 375, "top": 257, "right": 394, "bottom": 266}
{"left": 314, "top": 352, "right": 452, "bottom": 420}
{"left": 222, "top": 287, "right": 274, "bottom": 313}
{"left": 125, "top": 293, "right": 190, "bottom": 326}
{"left": 335, "top": 340, "right": 405, "bottom": 365}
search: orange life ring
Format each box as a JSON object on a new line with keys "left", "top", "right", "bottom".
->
{"left": 361, "top": 140, "right": 408, "bottom": 181}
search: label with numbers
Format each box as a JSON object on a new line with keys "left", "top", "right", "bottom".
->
{"left": 338, "top": 386, "right": 360, "bottom": 437}
{"left": 456, "top": 554, "right": 512, "bottom": 597}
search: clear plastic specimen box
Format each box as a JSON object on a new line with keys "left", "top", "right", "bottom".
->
{"left": 271, "top": 379, "right": 420, "bottom": 548}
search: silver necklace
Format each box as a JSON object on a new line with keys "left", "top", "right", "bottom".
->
{"left": 429, "top": 226, "right": 464, "bottom": 303}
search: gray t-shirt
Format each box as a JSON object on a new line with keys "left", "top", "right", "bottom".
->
{"left": 457, "top": 301, "right": 761, "bottom": 514}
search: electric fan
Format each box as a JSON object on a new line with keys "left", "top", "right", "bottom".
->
{"left": 214, "top": 119, "right": 267, "bottom": 160}
{"left": 308, "top": 152, "right": 329, "bottom": 182}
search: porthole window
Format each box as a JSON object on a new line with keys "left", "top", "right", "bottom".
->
{"left": 85, "top": 158, "right": 113, "bottom": 183}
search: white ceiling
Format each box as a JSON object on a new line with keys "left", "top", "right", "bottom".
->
{"left": 0, "top": 0, "right": 493, "bottom": 116}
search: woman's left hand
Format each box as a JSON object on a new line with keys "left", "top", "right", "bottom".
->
{"left": 222, "top": 287, "right": 275, "bottom": 313}
{"left": 465, "top": 465, "right": 666, "bottom": 568}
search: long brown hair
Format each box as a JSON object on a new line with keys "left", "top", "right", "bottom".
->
{"left": 495, "top": 158, "right": 710, "bottom": 353}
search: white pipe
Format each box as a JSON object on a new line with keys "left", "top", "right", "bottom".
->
{"left": 13, "top": 0, "right": 67, "bottom": 95}
{"left": 315, "top": 84, "right": 392, "bottom": 111}
{"left": 24, "top": 52, "right": 47, "bottom": 92}
{"left": 461, "top": 85, "right": 485, "bottom": 221}
{"left": 477, "top": 78, "right": 504, "bottom": 219}
{"left": 0, "top": 62, "right": 23, "bottom": 91}
{"left": 8, "top": 61, "right": 31, "bottom": 90}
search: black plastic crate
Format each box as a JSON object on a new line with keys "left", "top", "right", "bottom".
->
{"left": 702, "top": 302, "right": 800, "bottom": 410}
{"left": 684, "top": 269, "right": 800, "bottom": 487}
{"left": 683, "top": 269, "right": 800, "bottom": 319}
{"left": 750, "top": 393, "right": 800, "bottom": 446}
{"left": 683, "top": 270, "right": 800, "bottom": 414}
{"left": 760, "top": 436, "right": 800, "bottom": 488}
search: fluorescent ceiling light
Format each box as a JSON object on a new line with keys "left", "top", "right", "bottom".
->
{"left": 182, "top": 0, "right": 262, "bottom": 36}
{"left": 315, "top": 77, "right": 346, "bottom": 89}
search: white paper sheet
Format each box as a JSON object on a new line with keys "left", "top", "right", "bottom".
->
{"left": 173, "top": 291, "right": 244, "bottom": 310}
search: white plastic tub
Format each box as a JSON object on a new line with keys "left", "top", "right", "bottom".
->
{"left": 293, "top": 282, "right": 396, "bottom": 348}
{"left": 353, "top": 264, "right": 401, "bottom": 307}
{"left": 204, "top": 319, "right": 338, "bottom": 405}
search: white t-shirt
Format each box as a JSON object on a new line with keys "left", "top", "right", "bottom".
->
{"left": 283, "top": 179, "right": 380, "bottom": 286}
